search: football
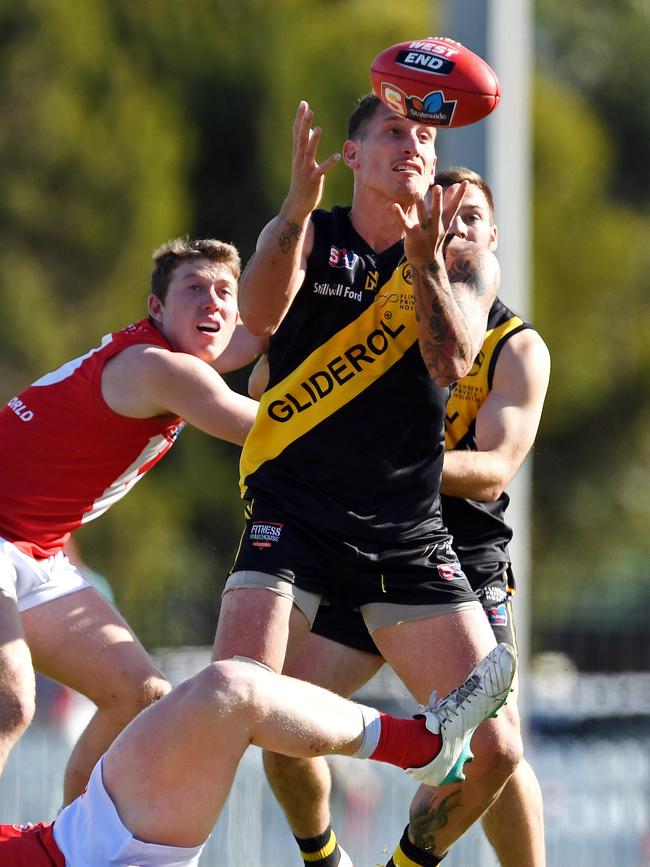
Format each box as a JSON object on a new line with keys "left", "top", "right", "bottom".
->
{"left": 370, "top": 36, "right": 500, "bottom": 127}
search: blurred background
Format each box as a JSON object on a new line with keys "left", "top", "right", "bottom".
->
{"left": 0, "top": 0, "right": 648, "bottom": 864}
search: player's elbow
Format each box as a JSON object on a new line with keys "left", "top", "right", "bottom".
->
{"left": 238, "top": 303, "right": 277, "bottom": 338}
{"left": 434, "top": 372, "right": 461, "bottom": 388}
{"left": 481, "top": 481, "right": 507, "bottom": 502}
{"left": 432, "top": 356, "right": 474, "bottom": 388}
{"left": 478, "top": 463, "right": 516, "bottom": 502}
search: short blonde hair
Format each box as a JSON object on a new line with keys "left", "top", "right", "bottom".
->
{"left": 151, "top": 237, "right": 241, "bottom": 301}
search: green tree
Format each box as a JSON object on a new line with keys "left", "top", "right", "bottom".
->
{"left": 536, "top": 0, "right": 650, "bottom": 205}
{"left": 532, "top": 73, "right": 650, "bottom": 636}
{"left": 0, "top": 0, "right": 434, "bottom": 646}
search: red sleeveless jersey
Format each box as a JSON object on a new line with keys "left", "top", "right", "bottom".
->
{"left": 0, "top": 823, "right": 65, "bottom": 866}
{"left": 0, "top": 319, "right": 184, "bottom": 559}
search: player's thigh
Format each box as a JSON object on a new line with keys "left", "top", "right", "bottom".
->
{"left": 101, "top": 664, "right": 256, "bottom": 847}
{"left": 371, "top": 603, "right": 497, "bottom": 704}
{"left": 284, "top": 631, "right": 383, "bottom": 696}
{"left": 214, "top": 583, "right": 312, "bottom": 672}
{"left": 22, "top": 587, "right": 165, "bottom": 704}
{"left": 0, "top": 592, "right": 34, "bottom": 707}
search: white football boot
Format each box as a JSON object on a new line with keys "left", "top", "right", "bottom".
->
{"left": 337, "top": 845, "right": 354, "bottom": 866}
{"left": 406, "top": 642, "right": 517, "bottom": 787}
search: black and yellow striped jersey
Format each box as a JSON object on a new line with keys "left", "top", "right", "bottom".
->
{"left": 442, "top": 297, "right": 533, "bottom": 564}
{"left": 240, "top": 206, "right": 449, "bottom": 542}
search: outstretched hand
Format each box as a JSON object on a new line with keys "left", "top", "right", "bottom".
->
{"left": 283, "top": 101, "right": 341, "bottom": 220}
{"left": 392, "top": 181, "right": 468, "bottom": 270}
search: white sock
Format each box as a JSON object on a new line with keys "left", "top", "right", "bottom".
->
{"left": 231, "top": 654, "right": 275, "bottom": 673}
{"left": 352, "top": 704, "right": 382, "bottom": 759}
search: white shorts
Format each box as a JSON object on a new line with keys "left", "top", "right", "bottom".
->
{"left": 53, "top": 759, "right": 205, "bottom": 867}
{"left": 0, "top": 536, "right": 91, "bottom": 612}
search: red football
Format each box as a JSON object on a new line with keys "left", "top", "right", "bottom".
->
{"left": 370, "top": 36, "right": 500, "bottom": 127}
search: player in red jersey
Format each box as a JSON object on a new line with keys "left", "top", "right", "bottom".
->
{"left": 0, "top": 237, "right": 261, "bottom": 804}
{"left": 0, "top": 823, "right": 65, "bottom": 867}
{"left": 0, "top": 646, "right": 516, "bottom": 866}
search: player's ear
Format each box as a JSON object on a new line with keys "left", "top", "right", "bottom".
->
{"left": 342, "top": 139, "right": 359, "bottom": 169}
{"left": 489, "top": 224, "right": 498, "bottom": 252}
{"left": 148, "top": 294, "right": 164, "bottom": 323}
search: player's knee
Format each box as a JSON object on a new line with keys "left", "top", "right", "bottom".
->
{"left": 193, "top": 659, "right": 259, "bottom": 718}
{"left": 262, "top": 747, "right": 299, "bottom": 779}
{"left": 139, "top": 674, "right": 171, "bottom": 709}
{"left": 0, "top": 681, "right": 35, "bottom": 741}
{"left": 474, "top": 704, "right": 523, "bottom": 783}
{"left": 0, "top": 648, "right": 36, "bottom": 741}
{"left": 101, "top": 672, "right": 171, "bottom": 717}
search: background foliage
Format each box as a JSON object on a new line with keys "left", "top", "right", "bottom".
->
{"left": 533, "top": 0, "right": 650, "bottom": 656}
{"left": 1, "top": 0, "right": 647, "bottom": 657}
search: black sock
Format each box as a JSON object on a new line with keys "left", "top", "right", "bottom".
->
{"left": 295, "top": 825, "right": 342, "bottom": 866}
{"left": 385, "top": 825, "right": 446, "bottom": 866}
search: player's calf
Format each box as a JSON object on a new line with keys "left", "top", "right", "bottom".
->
{"left": 353, "top": 643, "right": 517, "bottom": 788}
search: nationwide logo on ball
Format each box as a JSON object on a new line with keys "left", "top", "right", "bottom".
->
{"left": 370, "top": 36, "right": 500, "bottom": 128}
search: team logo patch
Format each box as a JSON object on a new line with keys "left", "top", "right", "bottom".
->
{"left": 365, "top": 269, "right": 379, "bottom": 291}
{"left": 250, "top": 521, "right": 283, "bottom": 549}
{"left": 329, "top": 246, "right": 360, "bottom": 274}
{"left": 485, "top": 603, "right": 508, "bottom": 627}
{"left": 12, "top": 824, "right": 35, "bottom": 832}
{"left": 437, "top": 560, "right": 465, "bottom": 581}
{"left": 168, "top": 421, "right": 185, "bottom": 443}
{"left": 480, "top": 584, "right": 508, "bottom": 605}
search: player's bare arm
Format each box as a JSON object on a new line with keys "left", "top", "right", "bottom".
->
{"left": 441, "top": 328, "right": 551, "bottom": 500}
{"left": 394, "top": 183, "right": 500, "bottom": 386}
{"left": 238, "top": 101, "right": 341, "bottom": 336}
{"left": 102, "top": 345, "right": 259, "bottom": 445}
{"left": 210, "top": 321, "right": 267, "bottom": 374}
{"left": 248, "top": 352, "right": 270, "bottom": 400}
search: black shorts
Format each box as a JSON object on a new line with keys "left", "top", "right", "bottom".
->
{"left": 311, "top": 561, "right": 517, "bottom": 655}
{"left": 229, "top": 498, "right": 478, "bottom": 610}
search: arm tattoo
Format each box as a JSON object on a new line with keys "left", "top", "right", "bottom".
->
{"left": 409, "top": 788, "right": 464, "bottom": 854}
{"left": 417, "top": 265, "right": 471, "bottom": 378}
{"left": 446, "top": 248, "right": 490, "bottom": 296}
{"left": 278, "top": 221, "right": 301, "bottom": 253}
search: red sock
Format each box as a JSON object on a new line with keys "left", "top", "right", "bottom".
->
{"left": 369, "top": 713, "right": 442, "bottom": 769}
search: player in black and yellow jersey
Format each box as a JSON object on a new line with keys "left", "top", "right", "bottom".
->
{"left": 213, "top": 97, "right": 518, "bottom": 867}
{"left": 259, "top": 168, "right": 550, "bottom": 867}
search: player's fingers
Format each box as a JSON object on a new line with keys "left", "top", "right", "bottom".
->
{"left": 413, "top": 193, "right": 430, "bottom": 229}
{"left": 440, "top": 179, "right": 468, "bottom": 230}
{"left": 292, "top": 101, "right": 309, "bottom": 154}
{"left": 293, "top": 104, "right": 314, "bottom": 161}
{"left": 304, "top": 124, "right": 322, "bottom": 163}
{"left": 392, "top": 202, "right": 409, "bottom": 231}
{"left": 293, "top": 100, "right": 308, "bottom": 131}
{"left": 427, "top": 184, "right": 444, "bottom": 225}
{"left": 318, "top": 152, "right": 342, "bottom": 176}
